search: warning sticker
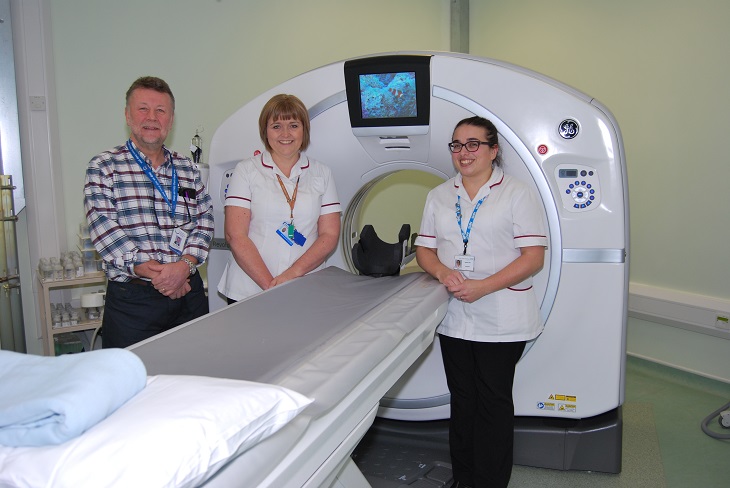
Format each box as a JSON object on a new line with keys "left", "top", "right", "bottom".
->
{"left": 537, "top": 402, "right": 556, "bottom": 411}
{"left": 548, "top": 394, "right": 577, "bottom": 403}
{"left": 558, "top": 404, "right": 577, "bottom": 413}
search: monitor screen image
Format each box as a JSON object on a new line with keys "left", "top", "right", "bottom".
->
{"left": 344, "top": 54, "right": 431, "bottom": 134}
{"left": 358, "top": 72, "right": 417, "bottom": 120}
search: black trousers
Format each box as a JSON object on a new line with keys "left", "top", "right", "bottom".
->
{"left": 440, "top": 334, "right": 526, "bottom": 488}
{"left": 102, "top": 273, "right": 208, "bottom": 349}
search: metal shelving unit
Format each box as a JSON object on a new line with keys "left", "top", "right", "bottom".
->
{"left": 38, "top": 272, "right": 106, "bottom": 355}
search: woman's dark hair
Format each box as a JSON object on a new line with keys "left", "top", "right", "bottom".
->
{"left": 453, "top": 116, "right": 502, "bottom": 167}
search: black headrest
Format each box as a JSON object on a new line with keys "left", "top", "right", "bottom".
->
{"left": 351, "top": 224, "right": 411, "bottom": 277}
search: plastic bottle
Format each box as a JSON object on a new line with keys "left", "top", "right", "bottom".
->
{"left": 87, "top": 307, "right": 100, "bottom": 321}
{"left": 73, "top": 257, "right": 84, "bottom": 277}
{"left": 64, "top": 261, "right": 75, "bottom": 280}
{"left": 41, "top": 263, "right": 53, "bottom": 281}
{"left": 52, "top": 311, "right": 61, "bottom": 329}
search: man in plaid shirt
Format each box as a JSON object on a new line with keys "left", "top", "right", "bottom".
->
{"left": 84, "top": 76, "right": 214, "bottom": 349}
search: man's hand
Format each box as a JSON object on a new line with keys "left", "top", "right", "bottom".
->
{"left": 148, "top": 261, "right": 191, "bottom": 298}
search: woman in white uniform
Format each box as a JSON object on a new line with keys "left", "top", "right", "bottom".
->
{"left": 415, "top": 116, "right": 547, "bottom": 488}
{"left": 218, "top": 94, "right": 341, "bottom": 303}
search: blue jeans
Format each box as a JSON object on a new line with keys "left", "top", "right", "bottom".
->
{"left": 102, "top": 273, "right": 208, "bottom": 349}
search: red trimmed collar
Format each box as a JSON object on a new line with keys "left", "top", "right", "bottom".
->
{"left": 260, "top": 152, "right": 310, "bottom": 171}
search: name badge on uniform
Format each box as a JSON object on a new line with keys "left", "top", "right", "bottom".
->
{"left": 170, "top": 227, "right": 188, "bottom": 255}
{"left": 454, "top": 254, "right": 475, "bottom": 271}
{"left": 277, "top": 222, "right": 295, "bottom": 246}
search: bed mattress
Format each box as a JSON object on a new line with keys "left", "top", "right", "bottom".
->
{"left": 132, "top": 267, "right": 450, "bottom": 487}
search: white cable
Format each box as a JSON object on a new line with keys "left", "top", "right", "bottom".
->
{"left": 90, "top": 325, "right": 102, "bottom": 351}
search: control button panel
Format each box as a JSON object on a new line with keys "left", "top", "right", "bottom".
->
{"left": 555, "top": 164, "right": 600, "bottom": 211}
{"left": 219, "top": 169, "right": 234, "bottom": 204}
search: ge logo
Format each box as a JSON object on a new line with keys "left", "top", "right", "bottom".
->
{"left": 537, "top": 402, "right": 545, "bottom": 409}
{"left": 559, "top": 119, "right": 579, "bottom": 139}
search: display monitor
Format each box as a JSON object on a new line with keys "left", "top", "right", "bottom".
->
{"left": 344, "top": 55, "right": 431, "bottom": 136}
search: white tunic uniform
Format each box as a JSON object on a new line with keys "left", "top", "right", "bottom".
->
{"left": 415, "top": 166, "right": 548, "bottom": 342}
{"left": 217, "top": 152, "right": 341, "bottom": 301}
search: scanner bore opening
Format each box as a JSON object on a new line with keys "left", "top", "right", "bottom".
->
{"left": 341, "top": 169, "right": 444, "bottom": 275}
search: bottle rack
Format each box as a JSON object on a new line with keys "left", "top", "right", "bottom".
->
{"left": 38, "top": 272, "right": 106, "bottom": 356}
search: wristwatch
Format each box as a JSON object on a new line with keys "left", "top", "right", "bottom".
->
{"left": 180, "top": 257, "right": 197, "bottom": 276}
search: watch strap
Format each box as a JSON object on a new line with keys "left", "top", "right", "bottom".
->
{"left": 180, "top": 257, "right": 197, "bottom": 276}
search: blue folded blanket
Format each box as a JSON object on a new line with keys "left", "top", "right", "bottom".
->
{"left": 0, "top": 349, "right": 147, "bottom": 447}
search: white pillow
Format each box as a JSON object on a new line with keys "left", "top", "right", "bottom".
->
{"left": 0, "top": 375, "right": 313, "bottom": 488}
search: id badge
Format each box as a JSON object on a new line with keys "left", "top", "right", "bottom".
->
{"left": 276, "top": 222, "right": 295, "bottom": 246}
{"left": 454, "top": 254, "right": 475, "bottom": 271}
{"left": 170, "top": 227, "right": 188, "bottom": 255}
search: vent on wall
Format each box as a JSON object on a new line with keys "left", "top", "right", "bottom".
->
{"left": 628, "top": 283, "right": 730, "bottom": 340}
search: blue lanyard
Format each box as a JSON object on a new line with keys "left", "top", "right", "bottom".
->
{"left": 455, "top": 195, "right": 485, "bottom": 255}
{"left": 126, "top": 139, "right": 178, "bottom": 216}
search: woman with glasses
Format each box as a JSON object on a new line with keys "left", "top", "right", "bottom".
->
{"left": 217, "top": 94, "right": 341, "bottom": 304}
{"left": 414, "top": 116, "right": 547, "bottom": 488}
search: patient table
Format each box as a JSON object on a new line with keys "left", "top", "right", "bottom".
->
{"left": 131, "top": 267, "right": 449, "bottom": 487}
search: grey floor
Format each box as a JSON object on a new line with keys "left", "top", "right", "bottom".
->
{"left": 353, "top": 356, "right": 730, "bottom": 487}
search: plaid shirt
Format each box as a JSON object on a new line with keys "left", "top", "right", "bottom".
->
{"left": 83, "top": 140, "right": 214, "bottom": 282}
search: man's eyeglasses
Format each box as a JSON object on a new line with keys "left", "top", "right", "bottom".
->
{"left": 448, "top": 141, "right": 492, "bottom": 153}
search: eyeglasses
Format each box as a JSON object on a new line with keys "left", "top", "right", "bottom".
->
{"left": 448, "top": 141, "right": 492, "bottom": 153}
{"left": 176, "top": 188, "right": 193, "bottom": 227}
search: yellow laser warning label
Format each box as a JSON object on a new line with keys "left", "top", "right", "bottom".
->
{"left": 548, "top": 394, "right": 577, "bottom": 402}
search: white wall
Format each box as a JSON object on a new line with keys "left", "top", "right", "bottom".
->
{"left": 472, "top": 0, "right": 730, "bottom": 299}
{"left": 49, "top": 0, "right": 450, "bottom": 235}
{"left": 13, "top": 0, "right": 450, "bottom": 354}
{"left": 469, "top": 0, "right": 730, "bottom": 381}
{"left": 12, "top": 0, "right": 730, "bottom": 381}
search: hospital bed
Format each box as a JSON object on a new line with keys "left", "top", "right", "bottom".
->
{"left": 139, "top": 267, "right": 448, "bottom": 488}
{"left": 0, "top": 267, "right": 448, "bottom": 487}
{"left": 134, "top": 267, "right": 449, "bottom": 487}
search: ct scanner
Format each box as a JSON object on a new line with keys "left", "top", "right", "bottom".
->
{"left": 205, "top": 52, "right": 629, "bottom": 473}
